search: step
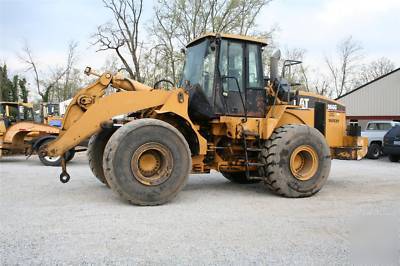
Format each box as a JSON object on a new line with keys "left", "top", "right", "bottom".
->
{"left": 246, "top": 162, "right": 265, "bottom": 167}
{"left": 243, "top": 130, "right": 260, "bottom": 137}
{"left": 246, "top": 147, "right": 263, "bottom": 152}
{"left": 248, "top": 176, "right": 264, "bottom": 181}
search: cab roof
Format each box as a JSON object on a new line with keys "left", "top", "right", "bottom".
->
{"left": 0, "top": 101, "right": 33, "bottom": 108}
{"left": 186, "top": 33, "right": 268, "bottom": 47}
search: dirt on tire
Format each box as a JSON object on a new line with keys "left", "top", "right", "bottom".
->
{"left": 87, "top": 128, "right": 116, "bottom": 186}
{"left": 260, "top": 124, "right": 331, "bottom": 197}
{"left": 103, "top": 119, "right": 191, "bottom": 206}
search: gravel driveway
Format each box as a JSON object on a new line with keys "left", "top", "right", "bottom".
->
{"left": 1, "top": 154, "right": 399, "bottom": 265}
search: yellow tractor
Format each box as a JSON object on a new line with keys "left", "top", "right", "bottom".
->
{"left": 0, "top": 101, "right": 75, "bottom": 166}
{"left": 43, "top": 33, "right": 367, "bottom": 205}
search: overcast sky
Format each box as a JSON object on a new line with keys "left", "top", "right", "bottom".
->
{"left": 1, "top": 0, "right": 399, "bottom": 80}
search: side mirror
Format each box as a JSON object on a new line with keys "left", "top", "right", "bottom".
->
{"left": 84, "top": 66, "right": 91, "bottom": 76}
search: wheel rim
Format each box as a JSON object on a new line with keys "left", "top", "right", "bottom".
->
{"left": 289, "top": 145, "right": 319, "bottom": 181}
{"left": 130, "top": 142, "right": 173, "bottom": 186}
{"left": 373, "top": 147, "right": 379, "bottom": 157}
{"left": 44, "top": 155, "right": 61, "bottom": 162}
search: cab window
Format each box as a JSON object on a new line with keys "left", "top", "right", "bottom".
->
{"left": 8, "top": 105, "right": 19, "bottom": 122}
{"left": 247, "top": 44, "right": 263, "bottom": 89}
{"left": 180, "top": 39, "right": 216, "bottom": 98}
{"left": 202, "top": 45, "right": 216, "bottom": 98}
{"left": 219, "top": 40, "right": 243, "bottom": 92}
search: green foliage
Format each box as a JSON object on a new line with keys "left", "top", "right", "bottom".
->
{"left": 0, "top": 64, "right": 28, "bottom": 102}
{"left": 19, "top": 78, "right": 29, "bottom": 103}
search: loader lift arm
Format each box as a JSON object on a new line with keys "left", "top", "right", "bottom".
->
{"left": 42, "top": 68, "right": 167, "bottom": 182}
{"left": 43, "top": 67, "right": 207, "bottom": 183}
{"left": 45, "top": 67, "right": 158, "bottom": 157}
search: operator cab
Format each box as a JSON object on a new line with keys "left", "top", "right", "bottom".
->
{"left": 180, "top": 33, "right": 267, "bottom": 122}
{"left": 0, "top": 102, "right": 34, "bottom": 128}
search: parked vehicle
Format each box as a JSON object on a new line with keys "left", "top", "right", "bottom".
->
{"left": 42, "top": 103, "right": 63, "bottom": 127}
{"left": 0, "top": 101, "right": 76, "bottom": 166}
{"left": 383, "top": 125, "right": 400, "bottom": 162}
{"left": 361, "top": 121, "right": 400, "bottom": 159}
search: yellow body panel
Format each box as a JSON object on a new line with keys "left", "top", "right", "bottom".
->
{"left": 325, "top": 111, "right": 347, "bottom": 147}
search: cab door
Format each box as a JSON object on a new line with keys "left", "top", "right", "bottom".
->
{"left": 218, "top": 40, "right": 246, "bottom": 116}
{"left": 217, "top": 40, "right": 266, "bottom": 117}
{"left": 245, "top": 43, "right": 266, "bottom": 117}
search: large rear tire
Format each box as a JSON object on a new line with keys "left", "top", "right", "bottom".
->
{"left": 221, "top": 171, "right": 260, "bottom": 184}
{"left": 103, "top": 119, "right": 191, "bottom": 206}
{"left": 87, "top": 128, "right": 116, "bottom": 186}
{"left": 260, "top": 124, "right": 331, "bottom": 198}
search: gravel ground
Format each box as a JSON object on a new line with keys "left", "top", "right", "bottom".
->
{"left": 1, "top": 153, "right": 399, "bottom": 265}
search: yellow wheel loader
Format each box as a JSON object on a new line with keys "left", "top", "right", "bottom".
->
{"left": 42, "top": 33, "right": 367, "bottom": 205}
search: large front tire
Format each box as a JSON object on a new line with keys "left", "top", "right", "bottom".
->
{"left": 103, "top": 119, "right": 191, "bottom": 206}
{"left": 87, "top": 128, "right": 116, "bottom": 186}
{"left": 260, "top": 124, "right": 331, "bottom": 198}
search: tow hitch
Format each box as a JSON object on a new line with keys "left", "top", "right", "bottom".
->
{"left": 59, "top": 157, "right": 71, "bottom": 183}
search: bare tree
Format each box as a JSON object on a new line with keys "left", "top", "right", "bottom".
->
{"left": 149, "top": 0, "right": 273, "bottom": 84}
{"left": 62, "top": 42, "right": 78, "bottom": 100}
{"left": 48, "top": 41, "right": 80, "bottom": 102}
{"left": 311, "top": 75, "right": 332, "bottom": 97}
{"left": 325, "top": 36, "right": 363, "bottom": 98}
{"left": 19, "top": 41, "right": 78, "bottom": 118}
{"left": 357, "top": 57, "right": 395, "bottom": 85}
{"left": 20, "top": 44, "right": 66, "bottom": 103}
{"left": 93, "top": 0, "right": 143, "bottom": 81}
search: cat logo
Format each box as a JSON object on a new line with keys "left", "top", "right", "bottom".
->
{"left": 299, "top": 98, "right": 309, "bottom": 109}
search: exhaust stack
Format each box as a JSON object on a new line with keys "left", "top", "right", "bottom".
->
{"left": 270, "top": 49, "right": 281, "bottom": 81}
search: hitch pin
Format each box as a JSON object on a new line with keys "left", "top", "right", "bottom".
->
{"left": 59, "top": 156, "right": 71, "bottom": 183}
